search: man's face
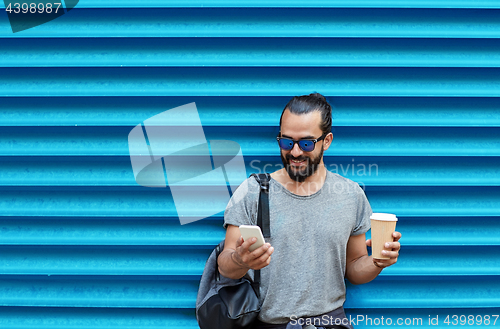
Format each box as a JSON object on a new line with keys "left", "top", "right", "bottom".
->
{"left": 279, "top": 109, "right": 328, "bottom": 182}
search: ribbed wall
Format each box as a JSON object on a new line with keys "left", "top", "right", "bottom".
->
{"left": 1, "top": 1, "right": 499, "bottom": 328}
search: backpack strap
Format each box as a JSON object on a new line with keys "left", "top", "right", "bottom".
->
{"left": 215, "top": 242, "right": 222, "bottom": 282}
{"left": 250, "top": 173, "right": 271, "bottom": 238}
{"left": 249, "top": 173, "right": 271, "bottom": 297}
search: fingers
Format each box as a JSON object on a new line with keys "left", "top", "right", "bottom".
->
{"left": 233, "top": 237, "right": 257, "bottom": 268}
{"left": 235, "top": 236, "right": 244, "bottom": 248}
{"left": 365, "top": 239, "right": 372, "bottom": 247}
{"left": 254, "top": 256, "right": 272, "bottom": 270}
{"left": 373, "top": 252, "right": 398, "bottom": 268}
{"left": 392, "top": 231, "right": 402, "bottom": 242}
{"left": 380, "top": 249, "right": 399, "bottom": 258}
{"left": 253, "top": 244, "right": 274, "bottom": 269}
{"left": 384, "top": 241, "right": 401, "bottom": 251}
{"left": 380, "top": 241, "right": 400, "bottom": 257}
{"left": 375, "top": 238, "right": 401, "bottom": 268}
{"left": 252, "top": 243, "right": 274, "bottom": 260}
{"left": 236, "top": 240, "right": 274, "bottom": 270}
{"left": 239, "top": 236, "right": 256, "bottom": 252}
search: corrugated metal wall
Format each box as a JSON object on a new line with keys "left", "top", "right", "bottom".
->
{"left": 1, "top": 1, "right": 499, "bottom": 328}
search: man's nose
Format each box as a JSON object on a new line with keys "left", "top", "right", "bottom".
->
{"left": 290, "top": 142, "right": 303, "bottom": 157}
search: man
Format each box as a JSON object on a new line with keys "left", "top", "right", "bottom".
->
{"left": 218, "top": 93, "right": 401, "bottom": 328}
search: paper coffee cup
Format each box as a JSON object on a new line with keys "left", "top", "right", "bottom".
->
{"left": 370, "top": 213, "right": 398, "bottom": 260}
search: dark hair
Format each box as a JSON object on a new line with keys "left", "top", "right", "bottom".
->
{"left": 279, "top": 92, "right": 332, "bottom": 135}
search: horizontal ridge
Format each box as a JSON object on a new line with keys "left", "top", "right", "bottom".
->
{"left": 1, "top": 38, "right": 499, "bottom": 67}
{"left": 1, "top": 9, "right": 500, "bottom": 38}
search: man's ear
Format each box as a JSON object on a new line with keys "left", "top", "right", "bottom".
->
{"left": 323, "top": 132, "right": 334, "bottom": 150}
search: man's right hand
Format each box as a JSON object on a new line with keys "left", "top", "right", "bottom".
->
{"left": 232, "top": 235, "right": 274, "bottom": 270}
{"left": 218, "top": 224, "right": 274, "bottom": 279}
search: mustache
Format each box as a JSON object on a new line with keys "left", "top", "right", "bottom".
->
{"left": 286, "top": 154, "right": 308, "bottom": 162}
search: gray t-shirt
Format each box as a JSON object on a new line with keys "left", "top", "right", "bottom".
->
{"left": 223, "top": 170, "right": 372, "bottom": 324}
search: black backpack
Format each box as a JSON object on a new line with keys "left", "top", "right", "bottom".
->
{"left": 196, "top": 173, "right": 271, "bottom": 329}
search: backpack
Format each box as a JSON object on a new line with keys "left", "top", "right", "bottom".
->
{"left": 195, "top": 173, "right": 271, "bottom": 329}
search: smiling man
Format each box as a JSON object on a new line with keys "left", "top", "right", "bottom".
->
{"left": 218, "top": 93, "right": 402, "bottom": 329}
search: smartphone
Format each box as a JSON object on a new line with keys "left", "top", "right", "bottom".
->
{"left": 238, "top": 225, "right": 265, "bottom": 252}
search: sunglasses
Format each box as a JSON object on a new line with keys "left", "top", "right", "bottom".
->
{"left": 276, "top": 133, "right": 327, "bottom": 152}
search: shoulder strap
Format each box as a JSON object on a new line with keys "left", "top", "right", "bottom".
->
{"left": 250, "top": 173, "right": 271, "bottom": 238}
{"left": 215, "top": 241, "right": 223, "bottom": 282}
{"left": 249, "top": 173, "right": 271, "bottom": 296}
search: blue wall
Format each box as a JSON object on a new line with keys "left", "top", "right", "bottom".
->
{"left": 0, "top": 1, "right": 499, "bottom": 328}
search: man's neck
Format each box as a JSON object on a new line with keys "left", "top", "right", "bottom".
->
{"left": 272, "top": 165, "right": 327, "bottom": 196}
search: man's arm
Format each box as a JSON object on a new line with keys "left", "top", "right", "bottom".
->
{"left": 217, "top": 224, "right": 274, "bottom": 279}
{"left": 345, "top": 231, "right": 401, "bottom": 285}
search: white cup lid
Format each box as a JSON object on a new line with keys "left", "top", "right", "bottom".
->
{"left": 370, "top": 213, "right": 398, "bottom": 221}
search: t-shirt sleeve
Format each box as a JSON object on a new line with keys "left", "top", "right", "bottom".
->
{"left": 223, "top": 177, "right": 261, "bottom": 229}
{"left": 351, "top": 185, "right": 372, "bottom": 236}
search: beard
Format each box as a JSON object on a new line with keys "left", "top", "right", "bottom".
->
{"left": 280, "top": 145, "right": 324, "bottom": 183}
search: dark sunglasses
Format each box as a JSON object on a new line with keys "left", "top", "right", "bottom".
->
{"left": 276, "top": 133, "right": 327, "bottom": 152}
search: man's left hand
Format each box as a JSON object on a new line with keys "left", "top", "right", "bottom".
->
{"left": 366, "top": 231, "right": 401, "bottom": 269}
